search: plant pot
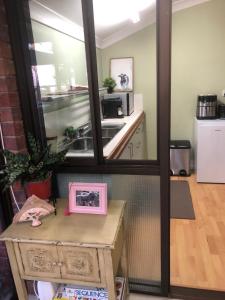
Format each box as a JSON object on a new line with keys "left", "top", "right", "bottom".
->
{"left": 107, "top": 87, "right": 114, "bottom": 94}
{"left": 25, "top": 175, "right": 52, "bottom": 200}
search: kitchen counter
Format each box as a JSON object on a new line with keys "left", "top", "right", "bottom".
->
{"left": 102, "top": 109, "right": 144, "bottom": 158}
{"left": 67, "top": 108, "right": 144, "bottom": 158}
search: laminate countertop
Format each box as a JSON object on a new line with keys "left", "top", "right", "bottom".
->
{"left": 102, "top": 109, "right": 144, "bottom": 158}
{"left": 67, "top": 109, "right": 144, "bottom": 158}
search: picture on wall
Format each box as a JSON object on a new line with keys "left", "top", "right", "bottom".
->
{"left": 69, "top": 182, "right": 107, "bottom": 215}
{"left": 110, "top": 57, "right": 133, "bottom": 91}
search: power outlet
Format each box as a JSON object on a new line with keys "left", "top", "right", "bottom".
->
{"left": 222, "top": 90, "right": 225, "bottom": 97}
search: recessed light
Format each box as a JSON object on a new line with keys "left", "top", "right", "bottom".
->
{"left": 93, "top": 0, "right": 155, "bottom": 26}
{"left": 131, "top": 12, "right": 140, "bottom": 24}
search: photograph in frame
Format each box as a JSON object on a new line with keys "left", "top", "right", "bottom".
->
{"left": 69, "top": 182, "right": 107, "bottom": 215}
{"left": 110, "top": 57, "right": 133, "bottom": 91}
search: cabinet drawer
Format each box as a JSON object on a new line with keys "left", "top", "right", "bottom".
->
{"left": 19, "top": 243, "right": 60, "bottom": 278}
{"left": 58, "top": 246, "right": 100, "bottom": 283}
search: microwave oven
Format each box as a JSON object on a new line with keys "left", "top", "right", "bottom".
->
{"left": 103, "top": 92, "right": 134, "bottom": 116}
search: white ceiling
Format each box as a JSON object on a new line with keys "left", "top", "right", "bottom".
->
{"left": 29, "top": 0, "right": 211, "bottom": 48}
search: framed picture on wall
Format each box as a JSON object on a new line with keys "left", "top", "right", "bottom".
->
{"left": 110, "top": 57, "right": 133, "bottom": 91}
{"left": 69, "top": 182, "right": 107, "bottom": 215}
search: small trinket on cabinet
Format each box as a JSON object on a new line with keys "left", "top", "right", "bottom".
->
{"left": 13, "top": 195, "right": 55, "bottom": 227}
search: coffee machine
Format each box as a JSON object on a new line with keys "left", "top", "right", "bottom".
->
{"left": 196, "top": 94, "right": 217, "bottom": 119}
{"left": 101, "top": 97, "right": 124, "bottom": 118}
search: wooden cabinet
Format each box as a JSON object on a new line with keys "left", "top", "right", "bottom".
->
{"left": 119, "top": 118, "right": 147, "bottom": 160}
{"left": 19, "top": 243, "right": 60, "bottom": 279}
{"left": 18, "top": 243, "right": 100, "bottom": 283}
{"left": 119, "top": 143, "right": 132, "bottom": 159}
{"left": 57, "top": 246, "right": 100, "bottom": 282}
{"left": 0, "top": 199, "right": 128, "bottom": 300}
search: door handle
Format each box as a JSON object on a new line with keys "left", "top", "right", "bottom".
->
{"left": 128, "top": 145, "right": 132, "bottom": 158}
{"left": 136, "top": 128, "right": 141, "bottom": 134}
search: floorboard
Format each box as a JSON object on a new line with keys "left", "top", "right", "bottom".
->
{"left": 170, "top": 175, "right": 225, "bottom": 291}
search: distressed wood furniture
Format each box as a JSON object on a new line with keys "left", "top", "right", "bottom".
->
{"left": 0, "top": 199, "right": 128, "bottom": 300}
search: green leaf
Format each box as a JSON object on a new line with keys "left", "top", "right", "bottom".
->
{"left": 1, "top": 134, "right": 67, "bottom": 189}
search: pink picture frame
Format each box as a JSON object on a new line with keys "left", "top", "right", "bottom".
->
{"left": 68, "top": 182, "right": 107, "bottom": 215}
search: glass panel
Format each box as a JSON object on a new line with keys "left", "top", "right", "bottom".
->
{"left": 93, "top": 0, "right": 157, "bottom": 160}
{"left": 57, "top": 173, "right": 161, "bottom": 292}
{"left": 28, "top": 0, "right": 97, "bottom": 157}
{"left": 171, "top": 0, "right": 225, "bottom": 290}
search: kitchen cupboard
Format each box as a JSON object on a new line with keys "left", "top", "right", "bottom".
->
{"left": 119, "top": 119, "right": 147, "bottom": 160}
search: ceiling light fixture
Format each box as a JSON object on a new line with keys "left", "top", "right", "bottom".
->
{"left": 130, "top": 12, "right": 140, "bottom": 24}
{"left": 93, "top": 0, "right": 155, "bottom": 26}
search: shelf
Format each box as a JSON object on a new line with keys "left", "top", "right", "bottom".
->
{"left": 41, "top": 88, "right": 106, "bottom": 114}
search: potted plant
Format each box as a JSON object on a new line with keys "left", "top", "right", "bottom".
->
{"left": 64, "top": 126, "right": 76, "bottom": 140}
{"left": 1, "top": 133, "right": 67, "bottom": 200}
{"left": 103, "top": 77, "right": 117, "bottom": 94}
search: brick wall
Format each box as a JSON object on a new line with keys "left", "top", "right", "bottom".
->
{"left": 0, "top": 0, "right": 27, "bottom": 208}
{"left": 0, "top": 0, "right": 27, "bottom": 295}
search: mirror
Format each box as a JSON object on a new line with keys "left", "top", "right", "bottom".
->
{"left": 28, "top": 0, "right": 103, "bottom": 158}
{"left": 93, "top": 0, "right": 157, "bottom": 160}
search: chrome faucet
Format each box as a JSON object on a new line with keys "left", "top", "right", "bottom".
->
{"left": 76, "top": 123, "right": 91, "bottom": 138}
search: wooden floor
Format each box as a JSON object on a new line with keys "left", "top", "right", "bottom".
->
{"left": 170, "top": 175, "right": 225, "bottom": 291}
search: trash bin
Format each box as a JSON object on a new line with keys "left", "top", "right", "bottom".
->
{"left": 170, "top": 140, "right": 191, "bottom": 176}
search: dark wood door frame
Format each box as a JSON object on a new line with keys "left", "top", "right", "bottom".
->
{"left": 0, "top": 139, "right": 14, "bottom": 229}
{"left": 3, "top": 0, "right": 46, "bottom": 147}
{"left": 170, "top": 286, "right": 225, "bottom": 300}
{"left": 157, "top": 0, "right": 172, "bottom": 295}
{"left": 81, "top": 0, "right": 104, "bottom": 165}
{"left": 4, "top": 0, "right": 172, "bottom": 296}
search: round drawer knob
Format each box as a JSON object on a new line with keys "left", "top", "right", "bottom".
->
{"left": 58, "top": 262, "right": 63, "bottom": 267}
{"left": 52, "top": 262, "right": 57, "bottom": 266}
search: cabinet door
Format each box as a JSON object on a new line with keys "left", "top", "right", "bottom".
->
{"left": 19, "top": 243, "right": 60, "bottom": 278}
{"left": 119, "top": 143, "right": 132, "bottom": 159}
{"left": 197, "top": 123, "right": 225, "bottom": 182}
{"left": 58, "top": 246, "right": 100, "bottom": 283}
{"left": 131, "top": 125, "right": 142, "bottom": 159}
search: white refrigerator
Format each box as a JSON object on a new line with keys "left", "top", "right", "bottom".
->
{"left": 196, "top": 119, "right": 225, "bottom": 183}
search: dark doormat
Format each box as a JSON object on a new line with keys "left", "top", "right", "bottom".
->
{"left": 170, "top": 180, "right": 195, "bottom": 219}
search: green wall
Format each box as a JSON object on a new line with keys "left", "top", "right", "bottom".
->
{"left": 31, "top": 21, "right": 103, "bottom": 143}
{"left": 171, "top": 0, "right": 225, "bottom": 155}
{"left": 32, "top": 20, "right": 88, "bottom": 91}
{"left": 101, "top": 0, "right": 225, "bottom": 161}
{"left": 32, "top": 20, "right": 103, "bottom": 92}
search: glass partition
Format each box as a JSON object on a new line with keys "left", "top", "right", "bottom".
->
{"left": 28, "top": 0, "right": 101, "bottom": 158}
{"left": 57, "top": 173, "right": 161, "bottom": 293}
{"left": 92, "top": 0, "right": 157, "bottom": 161}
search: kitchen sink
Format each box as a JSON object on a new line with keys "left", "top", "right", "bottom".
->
{"left": 68, "top": 122, "right": 125, "bottom": 153}
{"left": 69, "top": 136, "right": 112, "bottom": 152}
{"left": 84, "top": 123, "right": 125, "bottom": 139}
{"left": 70, "top": 137, "right": 93, "bottom": 151}
{"left": 101, "top": 123, "right": 125, "bottom": 138}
